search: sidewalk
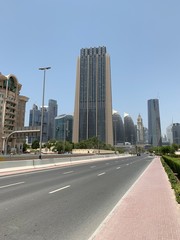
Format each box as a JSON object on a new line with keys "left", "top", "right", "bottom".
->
{"left": 89, "top": 157, "right": 180, "bottom": 240}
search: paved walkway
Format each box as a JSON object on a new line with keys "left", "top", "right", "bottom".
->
{"left": 89, "top": 157, "right": 180, "bottom": 240}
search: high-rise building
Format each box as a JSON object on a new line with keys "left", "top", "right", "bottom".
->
{"left": 73, "top": 46, "right": 113, "bottom": 145}
{"left": 54, "top": 114, "right": 73, "bottom": 142}
{"left": 124, "top": 113, "right": 136, "bottom": 145}
{"left": 29, "top": 104, "right": 48, "bottom": 143}
{"left": 0, "top": 73, "right": 29, "bottom": 152}
{"left": 29, "top": 99, "right": 58, "bottom": 143}
{"left": 112, "top": 111, "right": 124, "bottom": 145}
{"left": 148, "top": 99, "right": 162, "bottom": 146}
{"left": 48, "top": 99, "right": 58, "bottom": 140}
{"left": 167, "top": 123, "right": 180, "bottom": 144}
{"left": 137, "top": 114, "right": 144, "bottom": 144}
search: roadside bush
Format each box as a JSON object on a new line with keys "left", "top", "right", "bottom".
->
{"left": 161, "top": 158, "right": 180, "bottom": 204}
{"left": 162, "top": 156, "right": 180, "bottom": 179}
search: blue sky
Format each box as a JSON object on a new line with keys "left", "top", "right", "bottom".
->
{"left": 1, "top": 0, "right": 180, "bottom": 135}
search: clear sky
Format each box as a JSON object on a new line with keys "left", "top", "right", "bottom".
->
{"left": 1, "top": 0, "right": 180, "bottom": 135}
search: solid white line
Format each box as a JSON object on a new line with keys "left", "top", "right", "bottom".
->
{"left": 49, "top": 185, "right": 71, "bottom": 194}
{"left": 63, "top": 171, "right": 74, "bottom": 175}
{"left": 116, "top": 167, "right": 121, "bottom": 169}
{"left": 0, "top": 181, "right": 25, "bottom": 189}
{"left": 98, "top": 172, "right": 106, "bottom": 176}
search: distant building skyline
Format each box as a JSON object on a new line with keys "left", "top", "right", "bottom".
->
{"left": 28, "top": 99, "right": 58, "bottom": 143}
{"left": 112, "top": 111, "right": 124, "bottom": 145}
{"left": 47, "top": 99, "right": 58, "bottom": 140}
{"left": 54, "top": 114, "right": 73, "bottom": 142}
{"left": 137, "top": 114, "right": 144, "bottom": 144}
{"left": 73, "top": 46, "right": 113, "bottom": 145}
{"left": 167, "top": 123, "right": 180, "bottom": 145}
{"left": 124, "top": 113, "right": 136, "bottom": 145}
{"left": 148, "top": 99, "right": 162, "bottom": 146}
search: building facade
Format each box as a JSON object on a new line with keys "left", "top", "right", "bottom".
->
{"left": 29, "top": 104, "right": 48, "bottom": 143}
{"left": 137, "top": 114, "right": 144, "bottom": 144}
{"left": 0, "top": 73, "right": 29, "bottom": 153}
{"left": 54, "top": 114, "right": 73, "bottom": 142}
{"left": 29, "top": 99, "right": 58, "bottom": 143}
{"left": 124, "top": 113, "right": 136, "bottom": 145}
{"left": 112, "top": 111, "right": 124, "bottom": 145}
{"left": 167, "top": 123, "right": 180, "bottom": 144}
{"left": 148, "top": 99, "right": 162, "bottom": 146}
{"left": 47, "top": 99, "right": 58, "bottom": 140}
{"left": 73, "top": 46, "right": 113, "bottom": 145}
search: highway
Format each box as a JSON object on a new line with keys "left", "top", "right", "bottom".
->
{"left": 0, "top": 154, "right": 153, "bottom": 240}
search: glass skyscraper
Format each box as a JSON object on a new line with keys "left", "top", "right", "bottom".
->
{"left": 54, "top": 114, "right": 73, "bottom": 142}
{"left": 73, "top": 46, "right": 113, "bottom": 145}
{"left": 148, "top": 99, "right": 162, "bottom": 146}
{"left": 112, "top": 111, "right": 125, "bottom": 145}
{"left": 124, "top": 113, "right": 136, "bottom": 145}
{"left": 48, "top": 99, "right": 58, "bottom": 140}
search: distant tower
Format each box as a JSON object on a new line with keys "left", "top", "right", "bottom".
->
{"left": 29, "top": 104, "right": 48, "bottom": 143}
{"left": 48, "top": 99, "right": 58, "bottom": 140}
{"left": 137, "top": 114, "right": 144, "bottom": 144}
{"left": 112, "top": 111, "right": 124, "bottom": 145}
{"left": 54, "top": 114, "right": 73, "bottom": 142}
{"left": 73, "top": 46, "right": 113, "bottom": 145}
{"left": 124, "top": 113, "right": 136, "bottom": 145}
{"left": 167, "top": 123, "right": 180, "bottom": 144}
{"left": 148, "top": 99, "right": 162, "bottom": 146}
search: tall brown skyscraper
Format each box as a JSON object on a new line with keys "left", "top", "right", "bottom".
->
{"left": 73, "top": 46, "right": 113, "bottom": 145}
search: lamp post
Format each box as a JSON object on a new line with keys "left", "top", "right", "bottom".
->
{"left": 38, "top": 67, "right": 51, "bottom": 159}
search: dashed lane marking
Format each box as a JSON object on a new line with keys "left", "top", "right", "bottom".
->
{"left": 49, "top": 185, "right": 71, "bottom": 194}
{"left": 0, "top": 181, "right": 25, "bottom": 189}
{"left": 98, "top": 172, "right": 106, "bottom": 176}
{"left": 63, "top": 171, "right": 74, "bottom": 175}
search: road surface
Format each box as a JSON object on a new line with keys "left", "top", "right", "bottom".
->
{"left": 0, "top": 154, "right": 153, "bottom": 240}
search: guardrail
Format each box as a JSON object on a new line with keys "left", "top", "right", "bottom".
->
{"left": 0, "top": 154, "right": 130, "bottom": 172}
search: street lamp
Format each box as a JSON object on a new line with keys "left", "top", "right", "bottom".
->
{"left": 38, "top": 67, "right": 51, "bottom": 159}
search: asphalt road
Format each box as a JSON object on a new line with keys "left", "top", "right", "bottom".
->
{"left": 0, "top": 154, "right": 153, "bottom": 240}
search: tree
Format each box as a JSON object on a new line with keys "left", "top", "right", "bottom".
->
{"left": 22, "top": 142, "right": 28, "bottom": 152}
{"left": 31, "top": 140, "right": 39, "bottom": 149}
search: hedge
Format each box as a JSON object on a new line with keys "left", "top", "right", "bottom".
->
{"left": 162, "top": 156, "right": 180, "bottom": 179}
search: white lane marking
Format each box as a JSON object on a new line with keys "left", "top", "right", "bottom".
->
{"left": 116, "top": 167, "right": 121, "bottom": 169}
{"left": 63, "top": 171, "right": 74, "bottom": 175}
{"left": 49, "top": 185, "right": 71, "bottom": 194}
{"left": 90, "top": 166, "right": 96, "bottom": 168}
{"left": 126, "top": 163, "right": 129, "bottom": 166}
{"left": 98, "top": 172, "right": 106, "bottom": 176}
{"left": 0, "top": 181, "right": 25, "bottom": 189}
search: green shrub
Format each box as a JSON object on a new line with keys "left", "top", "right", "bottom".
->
{"left": 161, "top": 158, "right": 180, "bottom": 204}
{"left": 162, "top": 156, "right": 180, "bottom": 179}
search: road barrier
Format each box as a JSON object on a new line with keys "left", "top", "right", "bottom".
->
{"left": 0, "top": 154, "right": 130, "bottom": 173}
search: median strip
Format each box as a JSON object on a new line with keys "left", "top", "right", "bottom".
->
{"left": 49, "top": 185, "right": 71, "bottom": 194}
{"left": 0, "top": 181, "right": 25, "bottom": 189}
